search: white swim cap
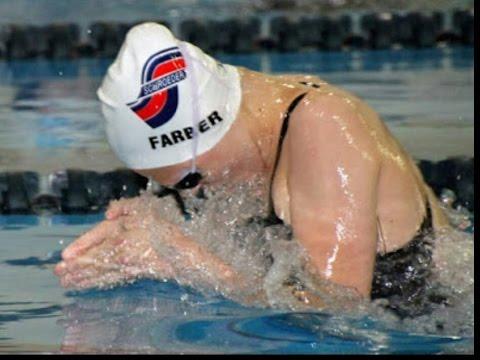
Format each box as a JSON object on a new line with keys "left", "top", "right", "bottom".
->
{"left": 97, "top": 22, "right": 242, "bottom": 169}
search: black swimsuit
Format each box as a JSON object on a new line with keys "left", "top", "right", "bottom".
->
{"left": 266, "top": 87, "right": 442, "bottom": 318}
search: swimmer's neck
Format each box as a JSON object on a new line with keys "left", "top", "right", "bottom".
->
{"left": 237, "top": 67, "right": 306, "bottom": 173}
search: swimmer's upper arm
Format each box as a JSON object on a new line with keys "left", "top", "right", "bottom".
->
{"left": 286, "top": 95, "right": 381, "bottom": 297}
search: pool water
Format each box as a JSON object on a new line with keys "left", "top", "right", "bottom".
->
{"left": 0, "top": 216, "right": 473, "bottom": 354}
{"left": 0, "top": 47, "right": 474, "bottom": 353}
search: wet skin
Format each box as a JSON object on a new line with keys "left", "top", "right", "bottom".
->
{"left": 55, "top": 67, "right": 449, "bottom": 301}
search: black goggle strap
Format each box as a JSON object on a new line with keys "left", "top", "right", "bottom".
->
{"left": 174, "top": 171, "right": 203, "bottom": 190}
{"left": 155, "top": 186, "right": 191, "bottom": 220}
{"left": 153, "top": 172, "right": 203, "bottom": 221}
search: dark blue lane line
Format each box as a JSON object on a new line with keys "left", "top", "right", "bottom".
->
{"left": 0, "top": 305, "right": 62, "bottom": 325}
{"left": 0, "top": 301, "right": 49, "bottom": 306}
{"left": 2, "top": 250, "right": 62, "bottom": 267}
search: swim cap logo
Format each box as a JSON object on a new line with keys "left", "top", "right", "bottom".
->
{"left": 127, "top": 47, "right": 187, "bottom": 129}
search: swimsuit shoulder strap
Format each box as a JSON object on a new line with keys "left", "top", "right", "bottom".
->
{"left": 419, "top": 197, "right": 433, "bottom": 234}
{"left": 265, "top": 92, "right": 308, "bottom": 225}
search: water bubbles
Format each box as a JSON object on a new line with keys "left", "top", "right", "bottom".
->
{"left": 440, "top": 189, "right": 456, "bottom": 207}
{"left": 122, "top": 178, "right": 473, "bottom": 338}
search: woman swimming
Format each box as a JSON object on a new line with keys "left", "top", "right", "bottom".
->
{"left": 54, "top": 23, "right": 450, "bottom": 313}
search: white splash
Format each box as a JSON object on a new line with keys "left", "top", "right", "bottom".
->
{"left": 105, "top": 178, "right": 473, "bottom": 338}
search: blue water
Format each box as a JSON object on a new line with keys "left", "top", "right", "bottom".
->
{"left": 0, "top": 48, "right": 474, "bottom": 353}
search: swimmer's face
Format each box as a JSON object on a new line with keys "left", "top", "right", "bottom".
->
{"left": 134, "top": 140, "right": 237, "bottom": 189}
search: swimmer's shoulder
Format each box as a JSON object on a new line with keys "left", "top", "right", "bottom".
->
{"left": 274, "top": 73, "right": 329, "bottom": 89}
{"left": 292, "top": 86, "right": 393, "bottom": 148}
{"left": 291, "top": 90, "right": 365, "bottom": 127}
{"left": 273, "top": 73, "right": 354, "bottom": 99}
{"left": 285, "top": 91, "right": 381, "bottom": 165}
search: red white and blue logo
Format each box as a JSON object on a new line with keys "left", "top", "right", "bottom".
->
{"left": 127, "top": 46, "right": 187, "bottom": 129}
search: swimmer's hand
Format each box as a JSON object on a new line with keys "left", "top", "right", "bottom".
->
{"left": 54, "top": 197, "right": 239, "bottom": 290}
{"left": 54, "top": 198, "right": 174, "bottom": 289}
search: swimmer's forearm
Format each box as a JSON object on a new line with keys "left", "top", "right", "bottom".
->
{"left": 149, "top": 223, "right": 327, "bottom": 308}
{"left": 149, "top": 224, "right": 244, "bottom": 286}
{"left": 290, "top": 287, "right": 327, "bottom": 309}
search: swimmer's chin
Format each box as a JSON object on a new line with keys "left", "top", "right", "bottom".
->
{"left": 133, "top": 164, "right": 191, "bottom": 186}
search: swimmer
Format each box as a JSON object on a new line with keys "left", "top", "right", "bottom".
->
{"left": 54, "top": 23, "right": 450, "bottom": 311}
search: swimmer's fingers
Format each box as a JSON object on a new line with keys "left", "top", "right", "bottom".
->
{"left": 105, "top": 201, "right": 127, "bottom": 220}
{"left": 62, "top": 220, "right": 119, "bottom": 260}
{"left": 67, "top": 261, "right": 170, "bottom": 290}
{"left": 54, "top": 261, "right": 68, "bottom": 276}
{"left": 105, "top": 197, "right": 141, "bottom": 220}
{"left": 59, "top": 254, "right": 170, "bottom": 290}
{"left": 60, "top": 267, "right": 126, "bottom": 289}
{"left": 54, "top": 255, "right": 122, "bottom": 277}
{"left": 57, "top": 253, "right": 124, "bottom": 288}
{"left": 56, "top": 228, "right": 173, "bottom": 287}
{"left": 57, "top": 234, "right": 126, "bottom": 275}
